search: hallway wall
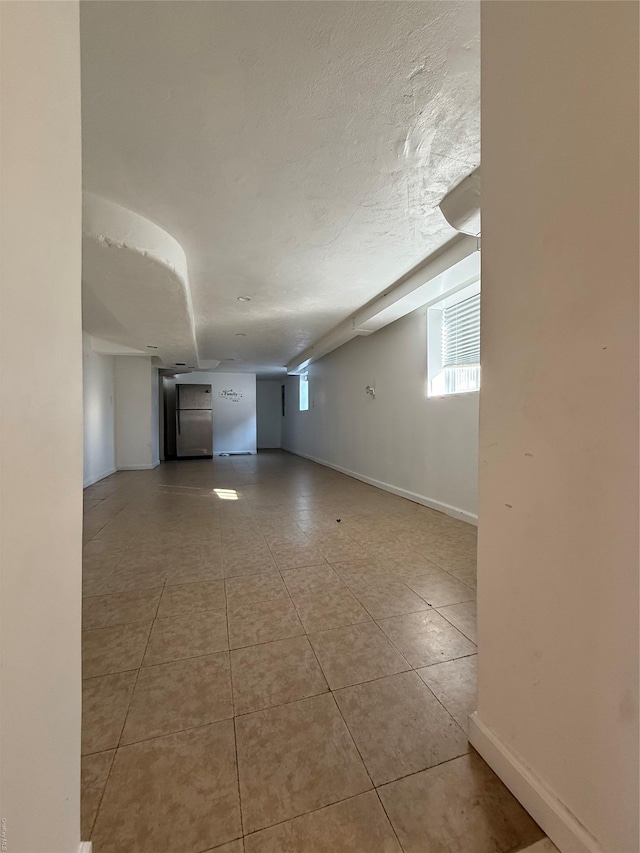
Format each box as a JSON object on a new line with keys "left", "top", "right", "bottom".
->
{"left": 472, "top": 3, "right": 639, "bottom": 852}
{"left": 257, "top": 380, "right": 282, "bottom": 448}
{"left": 175, "top": 372, "right": 257, "bottom": 454}
{"left": 114, "top": 356, "right": 158, "bottom": 470}
{"left": 82, "top": 332, "right": 116, "bottom": 486}
{"left": 0, "top": 2, "right": 83, "bottom": 850}
{"left": 282, "top": 306, "right": 479, "bottom": 522}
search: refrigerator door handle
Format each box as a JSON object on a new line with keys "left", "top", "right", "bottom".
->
{"left": 177, "top": 408, "right": 181, "bottom": 435}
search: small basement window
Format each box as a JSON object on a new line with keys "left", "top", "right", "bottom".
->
{"left": 428, "top": 284, "right": 481, "bottom": 397}
{"left": 299, "top": 374, "right": 309, "bottom": 411}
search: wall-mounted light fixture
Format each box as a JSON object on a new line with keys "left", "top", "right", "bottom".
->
{"left": 365, "top": 385, "right": 376, "bottom": 398}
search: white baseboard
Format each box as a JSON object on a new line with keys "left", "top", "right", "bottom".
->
{"left": 117, "top": 462, "right": 160, "bottom": 471}
{"left": 78, "top": 843, "right": 92, "bottom": 853}
{"left": 468, "top": 712, "right": 603, "bottom": 853}
{"left": 282, "top": 447, "right": 477, "bottom": 525}
{"left": 83, "top": 460, "right": 160, "bottom": 487}
{"left": 83, "top": 467, "right": 117, "bottom": 488}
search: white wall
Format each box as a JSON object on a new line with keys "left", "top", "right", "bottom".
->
{"left": 83, "top": 349, "right": 160, "bottom": 480}
{"left": 82, "top": 332, "right": 116, "bottom": 487}
{"left": 283, "top": 306, "right": 479, "bottom": 522}
{"left": 114, "top": 357, "right": 158, "bottom": 470}
{"left": 257, "top": 380, "right": 282, "bottom": 448}
{"left": 176, "top": 372, "right": 257, "bottom": 454}
{"left": 0, "top": 3, "right": 83, "bottom": 851}
{"left": 471, "top": 4, "right": 639, "bottom": 853}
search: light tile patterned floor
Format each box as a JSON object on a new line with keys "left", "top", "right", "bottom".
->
{"left": 82, "top": 452, "right": 542, "bottom": 852}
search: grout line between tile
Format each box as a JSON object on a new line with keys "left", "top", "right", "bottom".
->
{"left": 373, "top": 786, "right": 406, "bottom": 851}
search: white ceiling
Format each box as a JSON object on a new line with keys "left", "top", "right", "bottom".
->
{"left": 80, "top": 1, "right": 480, "bottom": 377}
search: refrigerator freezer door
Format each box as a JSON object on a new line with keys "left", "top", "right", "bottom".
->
{"left": 176, "top": 409, "right": 213, "bottom": 457}
{"left": 177, "top": 384, "right": 212, "bottom": 410}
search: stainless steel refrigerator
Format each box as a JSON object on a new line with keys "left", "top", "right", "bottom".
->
{"left": 176, "top": 384, "right": 213, "bottom": 458}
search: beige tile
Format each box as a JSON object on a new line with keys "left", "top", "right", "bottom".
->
{"left": 81, "top": 749, "right": 115, "bottom": 839}
{"left": 83, "top": 572, "right": 118, "bottom": 598}
{"left": 82, "top": 670, "right": 137, "bottom": 754}
{"left": 222, "top": 531, "right": 266, "bottom": 548}
{"left": 115, "top": 538, "right": 169, "bottom": 571}
{"left": 92, "top": 722, "right": 241, "bottom": 853}
{"left": 377, "top": 610, "right": 476, "bottom": 668}
{"left": 295, "top": 513, "right": 343, "bottom": 533}
{"left": 339, "top": 523, "right": 397, "bottom": 548}
{"left": 164, "top": 541, "right": 224, "bottom": 572}
{"left": 164, "top": 564, "right": 225, "bottom": 584}
{"left": 263, "top": 528, "right": 312, "bottom": 544}
{"left": 225, "top": 572, "right": 289, "bottom": 607}
{"left": 417, "top": 655, "right": 477, "bottom": 732}
{"left": 437, "top": 600, "right": 477, "bottom": 643}
{"left": 82, "top": 587, "right": 162, "bottom": 630}
{"left": 83, "top": 499, "right": 103, "bottom": 512}
{"left": 405, "top": 569, "right": 475, "bottom": 608}
{"left": 231, "top": 635, "right": 328, "bottom": 715}
{"left": 365, "top": 540, "right": 429, "bottom": 566}
{"left": 309, "top": 623, "right": 410, "bottom": 690}
{"left": 228, "top": 598, "right": 304, "bottom": 649}
{"left": 430, "top": 551, "right": 477, "bottom": 587}
{"left": 82, "top": 544, "right": 126, "bottom": 575}
{"left": 223, "top": 549, "right": 278, "bottom": 578}
{"left": 157, "top": 580, "right": 226, "bottom": 618}
{"left": 447, "top": 563, "right": 477, "bottom": 591}
{"left": 293, "top": 587, "right": 372, "bottom": 633}
{"left": 202, "top": 842, "right": 244, "bottom": 853}
{"left": 83, "top": 457, "right": 486, "bottom": 851}
{"left": 383, "top": 559, "right": 445, "bottom": 583}
{"left": 413, "top": 539, "right": 478, "bottom": 575}
{"left": 236, "top": 693, "right": 371, "bottom": 833}
{"left": 268, "top": 540, "right": 326, "bottom": 570}
{"left": 82, "top": 621, "right": 152, "bottom": 678}
{"left": 121, "top": 540, "right": 223, "bottom": 574}
{"left": 347, "top": 575, "right": 430, "bottom": 619}
{"left": 122, "top": 652, "right": 232, "bottom": 744}
{"left": 378, "top": 752, "right": 544, "bottom": 853}
{"left": 308, "top": 533, "right": 369, "bottom": 563}
{"left": 281, "top": 564, "right": 345, "bottom": 597}
{"left": 335, "top": 671, "right": 468, "bottom": 785}
{"left": 331, "top": 558, "right": 389, "bottom": 584}
{"left": 115, "top": 546, "right": 171, "bottom": 573}
{"left": 101, "top": 566, "right": 167, "bottom": 594}
{"left": 244, "top": 790, "right": 401, "bottom": 852}
{"left": 144, "top": 609, "right": 228, "bottom": 665}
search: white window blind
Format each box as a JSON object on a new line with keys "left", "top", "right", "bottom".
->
{"left": 442, "top": 293, "right": 481, "bottom": 368}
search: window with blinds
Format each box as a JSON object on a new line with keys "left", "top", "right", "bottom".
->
{"left": 442, "top": 293, "right": 480, "bottom": 367}
{"left": 428, "top": 288, "right": 481, "bottom": 396}
{"left": 440, "top": 292, "right": 481, "bottom": 394}
{"left": 299, "top": 374, "right": 309, "bottom": 411}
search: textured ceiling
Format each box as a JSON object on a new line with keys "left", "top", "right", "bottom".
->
{"left": 80, "top": 1, "right": 480, "bottom": 375}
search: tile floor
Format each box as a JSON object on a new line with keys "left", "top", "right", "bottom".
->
{"left": 82, "top": 451, "right": 543, "bottom": 852}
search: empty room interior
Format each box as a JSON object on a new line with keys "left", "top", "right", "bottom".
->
{"left": 1, "top": 2, "right": 638, "bottom": 853}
